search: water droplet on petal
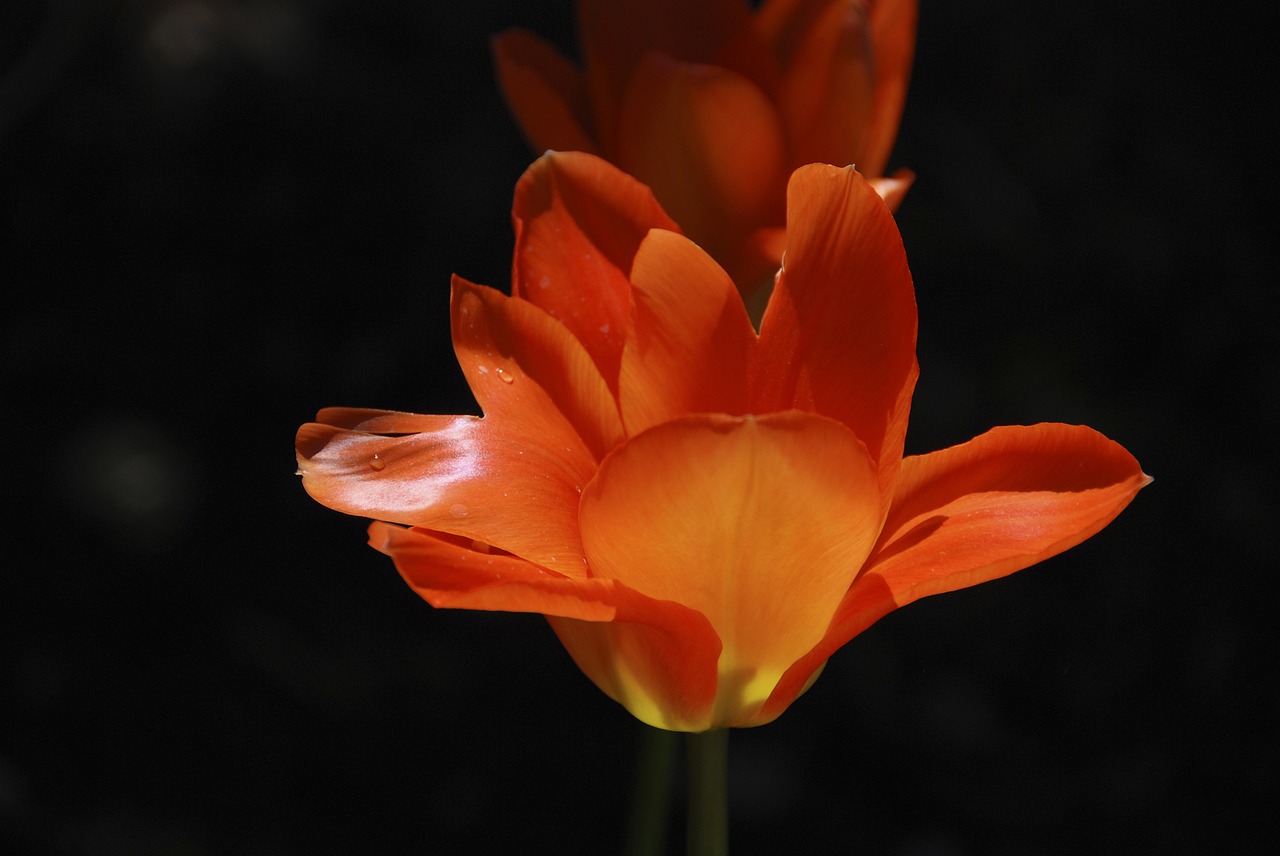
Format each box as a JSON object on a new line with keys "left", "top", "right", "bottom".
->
{"left": 496, "top": 367, "right": 515, "bottom": 384}
{"left": 477, "top": 364, "right": 489, "bottom": 374}
{"left": 369, "top": 454, "right": 386, "bottom": 472}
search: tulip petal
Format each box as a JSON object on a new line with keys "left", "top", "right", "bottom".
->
{"left": 755, "top": 0, "right": 817, "bottom": 39}
{"left": 296, "top": 279, "right": 623, "bottom": 575}
{"left": 579, "top": 411, "right": 881, "bottom": 727}
{"left": 870, "top": 424, "right": 1151, "bottom": 591}
{"left": 512, "top": 151, "right": 680, "bottom": 392}
{"left": 871, "top": 167, "right": 915, "bottom": 212}
{"left": 756, "top": 0, "right": 916, "bottom": 175}
{"left": 548, "top": 602, "right": 722, "bottom": 733}
{"left": 374, "top": 522, "right": 723, "bottom": 731}
{"left": 755, "top": 163, "right": 917, "bottom": 512}
{"left": 710, "top": 14, "right": 784, "bottom": 100}
{"left": 615, "top": 54, "right": 790, "bottom": 291}
{"left": 452, "top": 278, "right": 622, "bottom": 463}
{"left": 619, "top": 229, "right": 756, "bottom": 434}
{"left": 373, "top": 523, "right": 612, "bottom": 616}
{"left": 578, "top": 0, "right": 754, "bottom": 150}
{"left": 863, "top": 0, "right": 918, "bottom": 179}
{"left": 298, "top": 411, "right": 590, "bottom": 577}
{"left": 760, "top": 423, "right": 1149, "bottom": 721}
{"left": 491, "top": 29, "right": 599, "bottom": 156}
{"left": 760, "top": 0, "right": 876, "bottom": 168}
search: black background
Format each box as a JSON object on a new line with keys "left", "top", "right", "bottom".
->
{"left": 3, "top": 1, "right": 1274, "bottom": 854}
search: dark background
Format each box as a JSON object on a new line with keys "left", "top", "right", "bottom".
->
{"left": 3, "top": 1, "right": 1273, "bottom": 854}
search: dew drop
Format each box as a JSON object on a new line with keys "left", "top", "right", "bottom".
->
{"left": 450, "top": 503, "right": 469, "bottom": 518}
{"left": 477, "top": 364, "right": 489, "bottom": 374}
{"left": 369, "top": 454, "right": 386, "bottom": 472}
{"left": 496, "top": 367, "right": 515, "bottom": 384}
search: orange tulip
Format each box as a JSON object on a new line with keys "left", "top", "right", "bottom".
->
{"left": 296, "top": 152, "right": 1147, "bottom": 732}
{"left": 493, "top": 0, "right": 918, "bottom": 295}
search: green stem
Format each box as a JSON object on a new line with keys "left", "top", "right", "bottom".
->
{"left": 623, "top": 724, "right": 679, "bottom": 856}
{"left": 685, "top": 729, "right": 729, "bottom": 856}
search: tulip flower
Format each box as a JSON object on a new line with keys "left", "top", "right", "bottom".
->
{"left": 492, "top": 0, "right": 918, "bottom": 295}
{"left": 296, "top": 152, "right": 1147, "bottom": 732}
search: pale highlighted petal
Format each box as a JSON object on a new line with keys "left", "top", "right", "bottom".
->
{"left": 491, "top": 29, "right": 598, "bottom": 155}
{"left": 759, "top": 422, "right": 1149, "bottom": 722}
{"left": 615, "top": 54, "right": 789, "bottom": 289}
{"left": 755, "top": 163, "right": 917, "bottom": 513}
{"left": 297, "top": 411, "right": 591, "bottom": 578}
{"left": 579, "top": 411, "right": 881, "bottom": 728}
{"left": 512, "top": 151, "right": 680, "bottom": 391}
{"left": 619, "top": 229, "right": 756, "bottom": 435}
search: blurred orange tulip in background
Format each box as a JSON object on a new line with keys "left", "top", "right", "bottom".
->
{"left": 493, "top": 0, "right": 918, "bottom": 297}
